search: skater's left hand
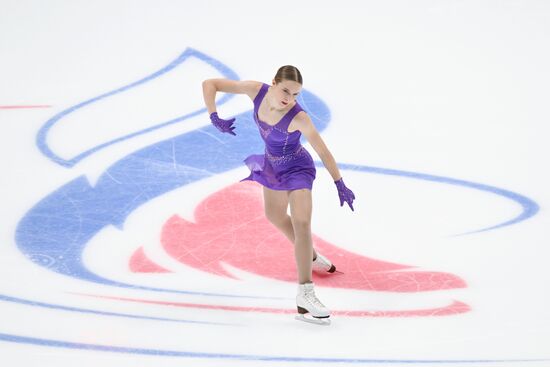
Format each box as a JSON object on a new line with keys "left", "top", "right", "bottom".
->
{"left": 334, "top": 177, "right": 355, "bottom": 211}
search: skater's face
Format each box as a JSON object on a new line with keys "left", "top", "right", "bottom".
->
{"left": 270, "top": 79, "right": 302, "bottom": 109}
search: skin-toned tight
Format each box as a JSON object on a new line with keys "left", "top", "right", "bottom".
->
{"left": 263, "top": 186, "right": 317, "bottom": 284}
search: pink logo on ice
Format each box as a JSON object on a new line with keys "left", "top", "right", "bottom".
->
{"left": 128, "top": 181, "right": 469, "bottom": 317}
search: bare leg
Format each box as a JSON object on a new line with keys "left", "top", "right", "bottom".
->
{"left": 288, "top": 188, "right": 314, "bottom": 284}
{"left": 262, "top": 187, "right": 293, "bottom": 242}
{"left": 263, "top": 187, "right": 329, "bottom": 321}
{"left": 263, "top": 187, "right": 317, "bottom": 263}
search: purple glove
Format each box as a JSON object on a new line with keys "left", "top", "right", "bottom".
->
{"left": 335, "top": 177, "right": 355, "bottom": 211}
{"left": 210, "top": 112, "right": 236, "bottom": 136}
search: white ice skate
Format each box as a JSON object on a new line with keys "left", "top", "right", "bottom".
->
{"left": 295, "top": 282, "right": 331, "bottom": 325}
{"left": 312, "top": 252, "right": 339, "bottom": 274}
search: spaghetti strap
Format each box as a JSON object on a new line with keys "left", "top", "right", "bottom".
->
{"left": 253, "top": 83, "right": 269, "bottom": 110}
{"left": 278, "top": 104, "right": 303, "bottom": 132}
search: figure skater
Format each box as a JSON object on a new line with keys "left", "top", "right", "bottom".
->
{"left": 202, "top": 65, "right": 355, "bottom": 324}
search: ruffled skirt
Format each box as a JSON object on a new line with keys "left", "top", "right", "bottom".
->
{"left": 240, "top": 147, "right": 316, "bottom": 191}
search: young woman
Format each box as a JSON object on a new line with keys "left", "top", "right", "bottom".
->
{"left": 202, "top": 65, "right": 355, "bottom": 324}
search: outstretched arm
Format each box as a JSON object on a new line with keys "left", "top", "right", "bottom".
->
{"left": 293, "top": 112, "right": 341, "bottom": 181}
{"left": 293, "top": 113, "right": 356, "bottom": 211}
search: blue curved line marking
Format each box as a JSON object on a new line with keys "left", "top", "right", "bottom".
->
{"left": 0, "top": 332, "right": 547, "bottom": 364}
{"left": 36, "top": 48, "right": 239, "bottom": 167}
{"left": 333, "top": 163, "right": 540, "bottom": 235}
{"left": 17, "top": 87, "right": 330, "bottom": 297}
{"left": 0, "top": 293, "right": 234, "bottom": 326}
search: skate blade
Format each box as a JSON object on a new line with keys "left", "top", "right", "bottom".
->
{"left": 295, "top": 314, "right": 331, "bottom": 326}
{"left": 329, "top": 264, "right": 345, "bottom": 274}
{"left": 313, "top": 267, "right": 344, "bottom": 275}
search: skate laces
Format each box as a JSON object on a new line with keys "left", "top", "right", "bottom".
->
{"left": 303, "top": 286, "right": 326, "bottom": 309}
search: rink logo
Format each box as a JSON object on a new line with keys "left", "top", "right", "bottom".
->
{"left": 125, "top": 181, "right": 470, "bottom": 318}
{"left": 7, "top": 45, "right": 542, "bottom": 360}
{"left": 133, "top": 181, "right": 466, "bottom": 293}
{"left": 17, "top": 46, "right": 537, "bottom": 300}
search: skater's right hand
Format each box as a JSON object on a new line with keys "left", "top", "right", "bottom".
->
{"left": 210, "top": 112, "right": 236, "bottom": 136}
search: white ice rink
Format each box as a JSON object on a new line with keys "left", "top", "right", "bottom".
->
{"left": 1, "top": 1, "right": 550, "bottom": 366}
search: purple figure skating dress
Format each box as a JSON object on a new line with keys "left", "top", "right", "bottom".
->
{"left": 241, "top": 83, "right": 316, "bottom": 191}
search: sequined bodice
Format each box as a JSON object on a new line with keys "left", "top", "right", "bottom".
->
{"left": 253, "top": 83, "right": 304, "bottom": 158}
